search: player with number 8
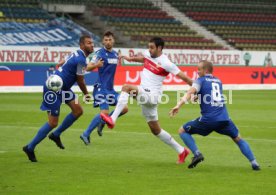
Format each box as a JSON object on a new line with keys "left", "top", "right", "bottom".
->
{"left": 169, "top": 60, "right": 260, "bottom": 171}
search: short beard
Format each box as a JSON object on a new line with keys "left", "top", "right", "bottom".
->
{"left": 105, "top": 45, "right": 112, "bottom": 50}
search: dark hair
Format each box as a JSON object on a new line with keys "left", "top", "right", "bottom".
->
{"left": 103, "top": 31, "right": 114, "bottom": 38}
{"left": 200, "top": 60, "right": 213, "bottom": 73}
{"left": 79, "top": 35, "right": 91, "bottom": 45}
{"left": 149, "top": 37, "right": 165, "bottom": 50}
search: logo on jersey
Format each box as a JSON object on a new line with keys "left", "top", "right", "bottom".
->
{"left": 91, "top": 55, "right": 97, "bottom": 61}
{"left": 144, "top": 58, "right": 169, "bottom": 76}
{"left": 81, "top": 67, "right": 86, "bottom": 74}
{"left": 107, "top": 58, "right": 118, "bottom": 64}
{"left": 157, "top": 62, "right": 162, "bottom": 67}
{"left": 185, "top": 125, "right": 192, "bottom": 132}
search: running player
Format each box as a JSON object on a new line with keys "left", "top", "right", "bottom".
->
{"left": 80, "top": 31, "right": 128, "bottom": 145}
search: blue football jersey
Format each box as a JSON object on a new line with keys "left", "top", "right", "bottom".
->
{"left": 91, "top": 48, "right": 118, "bottom": 90}
{"left": 55, "top": 49, "right": 87, "bottom": 90}
{"left": 192, "top": 74, "right": 230, "bottom": 122}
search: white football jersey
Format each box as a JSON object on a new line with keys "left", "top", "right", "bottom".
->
{"left": 140, "top": 50, "right": 180, "bottom": 92}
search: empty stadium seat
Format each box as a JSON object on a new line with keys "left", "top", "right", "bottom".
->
{"left": 166, "top": 0, "right": 276, "bottom": 50}
{"left": 0, "top": 0, "right": 101, "bottom": 47}
{"left": 89, "top": 0, "right": 224, "bottom": 49}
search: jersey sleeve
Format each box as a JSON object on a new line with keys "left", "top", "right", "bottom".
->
{"left": 163, "top": 58, "right": 181, "bottom": 75}
{"left": 90, "top": 51, "right": 101, "bottom": 63}
{"left": 192, "top": 78, "right": 204, "bottom": 93}
{"left": 76, "top": 58, "right": 87, "bottom": 76}
{"left": 143, "top": 50, "right": 150, "bottom": 58}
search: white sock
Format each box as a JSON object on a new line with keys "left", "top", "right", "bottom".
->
{"left": 157, "top": 129, "right": 184, "bottom": 154}
{"left": 111, "top": 91, "right": 129, "bottom": 123}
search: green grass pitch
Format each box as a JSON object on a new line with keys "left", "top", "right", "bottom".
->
{"left": 0, "top": 90, "right": 276, "bottom": 194}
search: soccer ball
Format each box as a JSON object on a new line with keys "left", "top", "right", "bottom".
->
{"left": 46, "top": 75, "right": 63, "bottom": 91}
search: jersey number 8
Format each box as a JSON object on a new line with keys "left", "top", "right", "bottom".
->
{"left": 211, "top": 82, "right": 222, "bottom": 102}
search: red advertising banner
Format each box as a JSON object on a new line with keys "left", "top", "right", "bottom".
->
{"left": 115, "top": 66, "right": 276, "bottom": 85}
{"left": 0, "top": 71, "right": 24, "bottom": 86}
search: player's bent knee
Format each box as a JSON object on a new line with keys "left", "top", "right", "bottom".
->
{"left": 147, "top": 120, "right": 161, "bottom": 135}
{"left": 73, "top": 107, "right": 83, "bottom": 118}
{"left": 122, "top": 84, "right": 131, "bottom": 92}
{"left": 48, "top": 115, "right": 58, "bottom": 128}
{"left": 183, "top": 123, "right": 191, "bottom": 132}
{"left": 151, "top": 128, "right": 160, "bottom": 136}
{"left": 48, "top": 120, "right": 58, "bottom": 128}
{"left": 77, "top": 109, "right": 83, "bottom": 117}
{"left": 178, "top": 127, "right": 185, "bottom": 134}
{"left": 122, "top": 106, "right": 128, "bottom": 114}
{"left": 233, "top": 135, "right": 241, "bottom": 143}
{"left": 100, "top": 110, "right": 109, "bottom": 115}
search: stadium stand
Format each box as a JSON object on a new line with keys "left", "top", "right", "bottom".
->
{"left": 88, "top": 0, "right": 225, "bottom": 50}
{"left": 41, "top": 0, "right": 89, "bottom": 4}
{"left": 165, "top": 0, "right": 276, "bottom": 50}
{"left": 0, "top": 0, "right": 101, "bottom": 46}
{"left": 0, "top": 0, "right": 50, "bottom": 22}
{"left": 1, "top": 0, "right": 275, "bottom": 50}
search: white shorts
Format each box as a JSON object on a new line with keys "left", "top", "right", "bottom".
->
{"left": 137, "top": 86, "right": 161, "bottom": 122}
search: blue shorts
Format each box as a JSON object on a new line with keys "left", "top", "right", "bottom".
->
{"left": 93, "top": 84, "right": 119, "bottom": 110}
{"left": 183, "top": 118, "right": 239, "bottom": 139}
{"left": 40, "top": 85, "right": 76, "bottom": 117}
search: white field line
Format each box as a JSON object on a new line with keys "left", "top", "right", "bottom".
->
{"left": 1, "top": 124, "right": 276, "bottom": 144}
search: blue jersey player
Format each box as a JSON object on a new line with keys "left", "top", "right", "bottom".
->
{"left": 170, "top": 60, "right": 260, "bottom": 170}
{"left": 80, "top": 31, "right": 128, "bottom": 145}
{"left": 23, "top": 35, "right": 103, "bottom": 162}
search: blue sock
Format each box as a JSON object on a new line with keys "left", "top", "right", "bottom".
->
{"left": 28, "top": 122, "right": 53, "bottom": 151}
{"left": 236, "top": 139, "right": 255, "bottom": 162}
{"left": 83, "top": 114, "right": 101, "bottom": 137}
{"left": 53, "top": 113, "right": 77, "bottom": 137}
{"left": 179, "top": 132, "right": 200, "bottom": 155}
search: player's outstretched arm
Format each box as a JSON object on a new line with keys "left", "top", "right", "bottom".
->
{"left": 169, "top": 87, "right": 197, "bottom": 117}
{"left": 86, "top": 59, "right": 104, "bottom": 71}
{"left": 120, "top": 55, "right": 144, "bottom": 63}
{"left": 176, "top": 71, "right": 193, "bottom": 86}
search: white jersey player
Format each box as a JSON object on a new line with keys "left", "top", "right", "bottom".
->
{"left": 101, "top": 37, "right": 193, "bottom": 164}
